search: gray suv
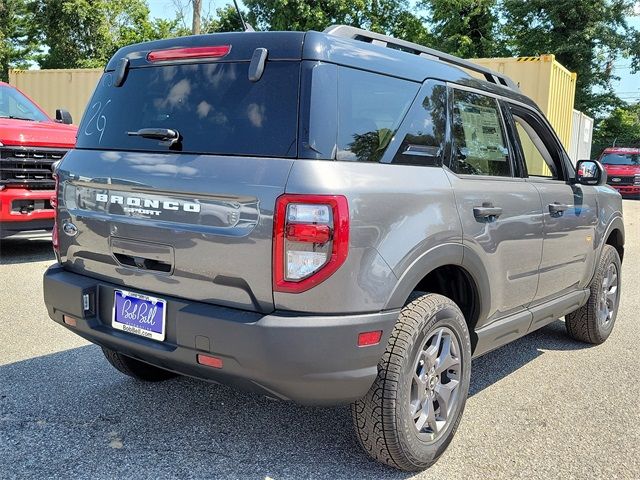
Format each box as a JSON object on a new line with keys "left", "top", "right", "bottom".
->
{"left": 43, "top": 26, "right": 625, "bottom": 471}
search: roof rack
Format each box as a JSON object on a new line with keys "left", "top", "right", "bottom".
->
{"left": 323, "top": 25, "right": 519, "bottom": 91}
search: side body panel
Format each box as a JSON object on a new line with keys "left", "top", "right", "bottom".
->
{"left": 278, "top": 160, "right": 462, "bottom": 314}
{"left": 528, "top": 180, "right": 599, "bottom": 301}
{"left": 445, "top": 172, "right": 544, "bottom": 325}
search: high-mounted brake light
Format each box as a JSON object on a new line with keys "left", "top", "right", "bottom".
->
{"left": 273, "top": 194, "right": 349, "bottom": 293}
{"left": 147, "top": 45, "right": 231, "bottom": 62}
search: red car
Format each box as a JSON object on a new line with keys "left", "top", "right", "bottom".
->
{"left": 0, "top": 81, "right": 77, "bottom": 238}
{"left": 598, "top": 147, "right": 640, "bottom": 197}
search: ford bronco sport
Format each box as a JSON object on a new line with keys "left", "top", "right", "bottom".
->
{"left": 0, "top": 82, "right": 76, "bottom": 238}
{"left": 43, "top": 26, "right": 625, "bottom": 471}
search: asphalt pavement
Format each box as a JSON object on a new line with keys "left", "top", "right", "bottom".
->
{"left": 1, "top": 201, "right": 639, "bottom": 480}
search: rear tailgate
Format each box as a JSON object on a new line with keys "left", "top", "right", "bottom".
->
{"left": 56, "top": 33, "right": 303, "bottom": 313}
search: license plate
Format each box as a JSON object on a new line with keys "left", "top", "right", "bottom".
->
{"left": 112, "top": 290, "right": 166, "bottom": 341}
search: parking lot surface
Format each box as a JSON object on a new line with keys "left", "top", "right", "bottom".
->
{"left": 1, "top": 201, "right": 639, "bottom": 480}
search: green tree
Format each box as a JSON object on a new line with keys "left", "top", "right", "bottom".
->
{"left": 592, "top": 103, "right": 640, "bottom": 156}
{"left": 0, "top": 0, "right": 37, "bottom": 81}
{"left": 207, "top": 0, "right": 431, "bottom": 44}
{"left": 420, "top": 0, "right": 506, "bottom": 58}
{"left": 501, "top": 0, "right": 640, "bottom": 116}
{"left": 31, "top": 0, "right": 185, "bottom": 69}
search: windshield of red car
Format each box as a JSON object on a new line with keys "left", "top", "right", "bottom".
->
{"left": 0, "top": 85, "right": 49, "bottom": 122}
{"left": 601, "top": 153, "right": 640, "bottom": 166}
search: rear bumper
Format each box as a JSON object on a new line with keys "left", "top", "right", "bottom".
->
{"left": 0, "top": 188, "right": 54, "bottom": 234}
{"left": 43, "top": 265, "right": 399, "bottom": 405}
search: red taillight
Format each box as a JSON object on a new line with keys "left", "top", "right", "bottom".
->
{"left": 51, "top": 173, "right": 59, "bottom": 255}
{"left": 358, "top": 330, "right": 383, "bottom": 347}
{"left": 147, "top": 45, "right": 231, "bottom": 62}
{"left": 273, "top": 194, "right": 349, "bottom": 293}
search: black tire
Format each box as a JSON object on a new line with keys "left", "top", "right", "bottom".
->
{"left": 565, "top": 244, "right": 622, "bottom": 344}
{"left": 352, "top": 293, "right": 472, "bottom": 471}
{"left": 102, "top": 347, "right": 178, "bottom": 382}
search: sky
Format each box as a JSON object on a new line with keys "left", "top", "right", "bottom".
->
{"left": 147, "top": 0, "right": 640, "bottom": 105}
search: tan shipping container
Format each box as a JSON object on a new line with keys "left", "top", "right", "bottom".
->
{"left": 9, "top": 68, "right": 103, "bottom": 126}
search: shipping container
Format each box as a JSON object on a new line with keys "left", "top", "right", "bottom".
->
{"left": 569, "top": 110, "right": 594, "bottom": 163}
{"left": 9, "top": 68, "right": 103, "bottom": 126}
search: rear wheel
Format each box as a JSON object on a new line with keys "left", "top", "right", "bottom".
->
{"left": 352, "top": 293, "right": 472, "bottom": 471}
{"left": 565, "top": 244, "right": 622, "bottom": 344}
{"left": 102, "top": 347, "right": 178, "bottom": 381}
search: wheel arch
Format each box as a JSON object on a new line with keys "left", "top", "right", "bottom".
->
{"left": 385, "top": 243, "right": 490, "bottom": 352}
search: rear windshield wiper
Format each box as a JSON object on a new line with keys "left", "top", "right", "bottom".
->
{"left": 127, "top": 128, "right": 180, "bottom": 147}
{"left": 0, "top": 115, "right": 36, "bottom": 121}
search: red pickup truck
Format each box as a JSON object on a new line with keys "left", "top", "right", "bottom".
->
{"left": 0, "top": 81, "right": 77, "bottom": 238}
{"left": 598, "top": 147, "right": 640, "bottom": 197}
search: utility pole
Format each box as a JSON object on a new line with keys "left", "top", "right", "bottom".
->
{"left": 192, "top": 0, "right": 202, "bottom": 34}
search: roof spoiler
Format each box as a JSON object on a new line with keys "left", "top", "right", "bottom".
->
{"left": 323, "top": 25, "right": 519, "bottom": 91}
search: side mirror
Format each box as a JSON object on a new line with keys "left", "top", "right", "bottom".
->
{"left": 55, "top": 108, "right": 73, "bottom": 125}
{"left": 576, "top": 159, "right": 607, "bottom": 186}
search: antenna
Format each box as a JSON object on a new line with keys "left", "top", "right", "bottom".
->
{"left": 232, "top": 0, "right": 254, "bottom": 32}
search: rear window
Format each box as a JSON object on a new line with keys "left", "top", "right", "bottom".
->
{"left": 601, "top": 153, "right": 639, "bottom": 165}
{"left": 76, "top": 62, "right": 299, "bottom": 157}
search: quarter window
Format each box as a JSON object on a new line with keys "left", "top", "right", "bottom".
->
{"left": 336, "top": 68, "right": 418, "bottom": 162}
{"left": 450, "top": 90, "right": 511, "bottom": 177}
{"left": 390, "top": 84, "right": 447, "bottom": 166}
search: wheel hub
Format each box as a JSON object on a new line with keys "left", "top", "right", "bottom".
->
{"left": 409, "top": 327, "right": 462, "bottom": 443}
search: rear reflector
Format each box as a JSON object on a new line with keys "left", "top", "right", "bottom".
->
{"left": 147, "top": 45, "right": 231, "bottom": 62}
{"left": 358, "top": 330, "right": 383, "bottom": 347}
{"left": 197, "top": 354, "right": 223, "bottom": 369}
{"left": 63, "top": 315, "right": 77, "bottom": 327}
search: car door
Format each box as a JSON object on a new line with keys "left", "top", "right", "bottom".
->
{"left": 505, "top": 102, "right": 598, "bottom": 302}
{"left": 445, "top": 86, "right": 544, "bottom": 325}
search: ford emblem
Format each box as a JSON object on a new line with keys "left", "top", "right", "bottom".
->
{"left": 611, "top": 177, "right": 621, "bottom": 182}
{"left": 62, "top": 222, "right": 78, "bottom": 237}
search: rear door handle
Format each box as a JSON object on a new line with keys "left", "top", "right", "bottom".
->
{"left": 548, "top": 203, "right": 570, "bottom": 217}
{"left": 473, "top": 203, "right": 503, "bottom": 221}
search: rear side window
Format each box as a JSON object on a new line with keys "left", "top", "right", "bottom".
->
{"left": 76, "top": 62, "right": 299, "bottom": 157}
{"left": 336, "top": 68, "right": 418, "bottom": 162}
{"left": 450, "top": 90, "right": 511, "bottom": 177}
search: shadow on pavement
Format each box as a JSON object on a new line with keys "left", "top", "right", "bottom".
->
{"left": 0, "top": 233, "right": 54, "bottom": 265}
{"left": 0, "top": 320, "right": 591, "bottom": 480}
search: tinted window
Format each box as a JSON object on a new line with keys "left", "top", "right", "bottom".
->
{"left": 0, "top": 85, "right": 49, "bottom": 122}
{"left": 513, "top": 116, "right": 557, "bottom": 178}
{"left": 336, "top": 68, "right": 418, "bottom": 162}
{"left": 509, "top": 104, "right": 566, "bottom": 180}
{"left": 451, "top": 90, "right": 511, "bottom": 177}
{"left": 390, "top": 84, "right": 447, "bottom": 166}
{"left": 76, "top": 62, "right": 299, "bottom": 157}
{"left": 601, "top": 153, "right": 640, "bottom": 165}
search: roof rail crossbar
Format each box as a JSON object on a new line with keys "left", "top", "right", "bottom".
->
{"left": 323, "top": 25, "right": 519, "bottom": 91}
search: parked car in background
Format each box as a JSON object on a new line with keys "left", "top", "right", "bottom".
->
{"left": 0, "top": 82, "right": 77, "bottom": 238}
{"left": 599, "top": 147, "right": 640, "bottom": 197}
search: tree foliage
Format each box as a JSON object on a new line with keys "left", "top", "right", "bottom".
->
{"left": 420, "top": 0, "right": 506, "bottom": 58}
{"left": 0, "top": 0, "right": 37, "bottom": 81}
{"left": 31, "top": 0, "right": 184, "bottom": 69}
{"left": 501, "top": 0, "right": 640, "bottom": 116}
{"left": 592, "top": 103, "right": 640, "bottom": 155}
